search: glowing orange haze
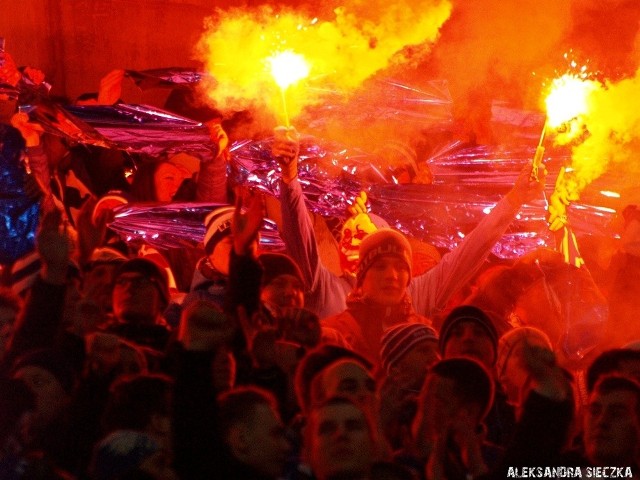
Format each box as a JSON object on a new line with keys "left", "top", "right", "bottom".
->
{"left": 196, "top": 1, "right": 452, "bottom": 123}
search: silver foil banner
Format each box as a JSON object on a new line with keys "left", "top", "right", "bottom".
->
{"left": 229, "top": 136, "right": 621, "bottom": 260}
{"left": 64, "top": 104, "right": 216, "bottom": 160}
{"left": 108, "top": 202, "right": 284, "bottom": 252}
{"left": 124, "top": 67, "right": 211, "bottom": 90}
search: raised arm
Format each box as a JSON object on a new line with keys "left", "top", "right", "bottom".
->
{"left": 409, "top": 165, "right": 546, "bottom": 317}
{"left": 273, "top": 127, "right": 352, "bottom": 318}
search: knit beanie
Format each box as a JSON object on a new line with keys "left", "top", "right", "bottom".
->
{"left": 203, "top": 206, "right": 234, "bottom": 255}
{"left": 90, "top": 430, "right": 160, "bottom": 480}
{"left": 116, "top": 258, "right": 170, "bottom": 309}
{"left": 380, "top": 323, "right": 438, "bottom": 373}
{"left": 439, "top": 305, "right": 499, "bottom": 357}
{"left": 84, "top": 247, "right": 128, "bottom": 270}
{"left": 12, "top": 348, "right": 79, "bottom": 394}
{"left": 356, "top": 228, "right": 412, "bottom": 286}
{"left": 496, "top": 326, "right": 552, "bottom": 378}
{"left": 258, "top": 252, "right": 304, "bottom": 288}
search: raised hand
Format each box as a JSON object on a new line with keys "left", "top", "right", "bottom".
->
{"left": 207, "top": 122, "right": 229, "bottom": 157}
{"left": 37, "top": 209, "right": 73, "bottom": 284}
{"left": 97, "top": 69, "right": 125, "bottom": 105}
{"left": 11, "top": 111, "right": 44, "bottom": 147}
{"left": 232, "top": 188, "right": 266, "bottom": 256}
{"left": 506, "top": 163, "right": 547, "bottom": 207}
{"left": 272, "top": 126, "right": 300, "bottom": 184}
{"left": 347, "top": 191, "right": 368, "bottom": 217}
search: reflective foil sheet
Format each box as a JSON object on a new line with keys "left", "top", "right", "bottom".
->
{"left": 230, "top": 135, "right": 620, "bottom": 259}
{"left": 125, "top": 67, "right": 211, "bottom": 90}
{"left": 108, "top": 202, "right": 284, "bottom": 251}
{"left": 23, "top": 100, "right": 112, "bottom": 148}
{"left": 65, "top": 104, "right": 216, "bottom": 160}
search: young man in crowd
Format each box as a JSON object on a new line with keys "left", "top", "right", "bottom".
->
{"left": 306, "top": 396, "right": 380, "bottom": 480}
{"left": 271, "top": 126, "right": 545, "bottom": 321}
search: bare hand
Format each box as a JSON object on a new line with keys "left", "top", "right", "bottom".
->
{"left": 22, "top": 66, "right": 46, "bottom": 86}
{"left": 347, "top": 191, "right": 368, "bottom": 217}
{"left": 207, "top": 122, "right": 229, "bottom": 156}
{"left": 37, "top": 209, "right": 72, "bottom": 283}
{"left": 232, "top": 188, "right": 265, "bottom": 255}
{"left": 272, "top": 126, "right": 300, "bottom": 183}
{"left": 97, "top": 69, "right": 125, "bottom": 105}
{"left": 507, "top": 164, "right": 546, "bottom": 207}
{"left": 548, "top": 190, "right": 569, "bottom": 231}
{"left": 11, "top": 112, "right": 44, "bottom": 147}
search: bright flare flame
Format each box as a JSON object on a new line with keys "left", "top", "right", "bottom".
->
{"left": 268, "top": 50, "right": 310, "bottom": 90}
{"left": 544, "top": 74, "right": 598, "bottom": 128}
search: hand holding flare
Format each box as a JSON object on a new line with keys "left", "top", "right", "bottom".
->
{"left": 272, "top": 125, "right": 300, "bottom": 184}
{"left": 539, "top": 73, "right": 597, "bottom": 231}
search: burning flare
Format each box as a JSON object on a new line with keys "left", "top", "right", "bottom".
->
{"left": 544, "top": 73, "right": 599, "bottom": 140}
{"left": 196, "top": 2, "right": 452, "bottom": 122}
{"left": 268, "top": 50, "right": 310, "bottom": 90}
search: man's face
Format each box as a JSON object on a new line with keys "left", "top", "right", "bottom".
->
{"left": 319, "top": 360, "right": 376, "bottom": 407}
{"left": 309, "top": 402, "right": 374, "bottom": 480}
{"left": 391, "top": 340, "right": 440, "bottom": 387}
{"left": 584, "top": 389, "right": 640, "bottom": 465}
{"left": 240, "top": 404, "right": 290, "bottom": 478}
{"left": 443, "top": 320, "right": 496, "bottom": 369}
{"left": 360, "top": 255, "right": 409, "bottom": 306}
{"left": 112, "top": 272, "right": 163, "bottom": 323}
{"left": 260, "top": 274, "right": 304, "bottom": 309}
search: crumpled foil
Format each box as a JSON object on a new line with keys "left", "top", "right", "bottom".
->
{"left": 229, "top": 136, "right": 620, "bottom": 259}
{"left": 22, "top": 100, "right": 112, "bottom": 148}
{"left": 107, "top": 202, "right": 284, "bottom": 252}
{"left": 299, "top": 78, "right": 454, "bottom": 131}
{"left": 125, "top": 67, "right": 210, "bottom": 90}
{"left": 0, "top": 125, "right": 40, "bottom": 264}
{"left": 228, "top": 130, "right": 617, "bottom": 361}
{"left": 63, "top": 104, "right": 217, "bottom": 160}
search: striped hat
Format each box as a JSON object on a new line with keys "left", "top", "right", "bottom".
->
{"left": 380, "top": 323, "right": 438, "bottom": 372}
{"left": 203, "top": 206, "right": 234, "bottom": 255}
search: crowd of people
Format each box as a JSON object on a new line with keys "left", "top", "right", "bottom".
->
{"left": 1, "top": 48, "right": 640, "bottom": 480}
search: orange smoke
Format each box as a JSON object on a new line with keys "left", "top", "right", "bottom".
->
{"left": 547, "top": 68, "right": 640, "bottom": 203}
{"left": 195, "top": 1, "right": 452, "bottom": 123}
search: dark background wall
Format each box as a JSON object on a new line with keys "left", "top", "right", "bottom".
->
{"left": 0, "top": 0, "right": 298, "bottom": 104}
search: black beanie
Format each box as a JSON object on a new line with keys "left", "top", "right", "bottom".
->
{"left": 258, "top": 253, "right": 304, "bottom": 288}
{"left": 115, "top": 258, "right": 170, "bottom": 309}
{"left": 439, "top": 305, "right": 499, "bottom": 358}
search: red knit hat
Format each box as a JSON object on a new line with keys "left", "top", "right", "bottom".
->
{"left": 356, "top": 228, "right": 412, "bottom": 286}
